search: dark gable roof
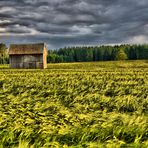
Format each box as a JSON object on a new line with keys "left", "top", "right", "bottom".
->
{"left": 9, "top": 43, "right": 46, "bottom": 55}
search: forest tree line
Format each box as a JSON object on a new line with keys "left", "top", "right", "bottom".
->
{"left": 0, "top": 43, "right": 148, "bottom": 64}
{"left": 47, "top": 44, "right": 148, "bottom": 63}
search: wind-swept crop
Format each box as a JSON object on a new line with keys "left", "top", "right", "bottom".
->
{"left": 0, "top": 61, "right": 148, "bottom": 147}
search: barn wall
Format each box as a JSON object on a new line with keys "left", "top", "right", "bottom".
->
{"left": 10, "top": 54, "right": 44, "bottom": 69}
{"left": 43, "top": 47, "right": 47, "bottom": 68}
{"left": 10, "top": 55, "right": 23, "bottom": 68}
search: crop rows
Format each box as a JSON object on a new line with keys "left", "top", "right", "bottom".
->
{"left": 0, "top": 61, "right": 148, "bottom": 147}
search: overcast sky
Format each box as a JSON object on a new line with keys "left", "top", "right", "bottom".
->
{"left": 0, "top": 0, "right": 148, "bottom": 49}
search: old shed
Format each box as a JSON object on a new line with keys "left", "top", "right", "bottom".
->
{"left": 9, "top": 43, "right": 47, "bottom": 69}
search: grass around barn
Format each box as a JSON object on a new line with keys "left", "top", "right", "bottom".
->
{"left": 0, "top": 60, "right": 148, "bottom": 147}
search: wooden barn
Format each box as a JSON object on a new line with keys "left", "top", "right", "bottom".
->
{"left": 9, "top": 43, "right": 47, "bottom": 69}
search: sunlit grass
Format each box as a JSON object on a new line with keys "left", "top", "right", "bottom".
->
{"left": 0, "top": 60, "right": 148, "bottom": 147}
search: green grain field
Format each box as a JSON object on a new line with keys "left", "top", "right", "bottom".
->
{"left": 0, "top": 61, "right": 148, "bottom": 148}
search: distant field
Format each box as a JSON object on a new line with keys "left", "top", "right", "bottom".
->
{"left": 0, "top": 61, "right": 148, "bottom": 147}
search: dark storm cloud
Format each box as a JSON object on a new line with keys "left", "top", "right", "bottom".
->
{"left": 0, "top": 0, "right": 148, "bottom": 48}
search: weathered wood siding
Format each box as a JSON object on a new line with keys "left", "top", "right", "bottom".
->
{"left": 9, "top": 43, "right": 47, "bottom": 69}
{"left": 10, "top": 54, "right": 44, "bottom": 69}
{"left": 43, "top": 47, "right": 47, "bottom": 68}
